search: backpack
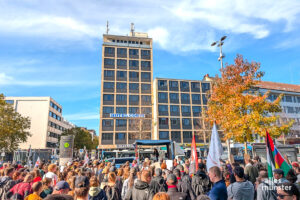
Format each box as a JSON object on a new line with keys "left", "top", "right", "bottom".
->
{"left": 0, "top": 178, "right": 10, "bottom": 199}
{"left": 104, "top": 185, "right": 120, "bottom": 200}
{"left": 157, "top": 178, "right": 167, "bottom": 193}
{"left": 192, "top": 175, "right": 210, "bottom": 196}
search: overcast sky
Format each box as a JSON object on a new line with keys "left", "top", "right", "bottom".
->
{"left": 1, "top": 0, "right": 300, "bottom": 134}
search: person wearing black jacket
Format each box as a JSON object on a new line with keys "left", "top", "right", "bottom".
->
{"left": 167, "top": 174, "right": 187, "bottom": 200}
{"left": 149, "top": 168, "right": 167, "bottom": 194}
{"left": 174, "top": 169, "right": 196, "bottom": 200}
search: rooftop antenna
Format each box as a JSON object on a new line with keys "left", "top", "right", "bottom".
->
{"left": 106, "top": 21, "right": 109, "bottom": 34}
{"left": 130, "top": 23, "right": 135, "bottom": 36}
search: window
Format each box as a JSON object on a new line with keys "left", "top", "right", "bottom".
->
{"left": 169, "top": 93, "right": 179, "bottom": 103}
{"left": 105, "top": 47, "right": 114, "bottom": 54}
{"left": 129, "top": 95, "right": 139, "bottom": 102}
{"left": 115, "top": 133, "right": 126, "bottom": 140}
{"left": 103, "top": 82, "right": 114, "bottom": 89}
{"left": 286, "top": 106, "right": 295, "bottom": 113}
{"left": 296, "top": 96, "right": 300, "bottom": 103}
{"left": 159, "top": 131, "right": 169, "bottom": 139}
{"left": 129, "top": 107, "right": 139, "bottom": 114}
{"left": 191, "top": 82, "right": 200, "bottom": 92}
{"left": 129, "top": 72, "right": 139, "bottom": 79}
{"left": 181, "top": 94, "right": 190, "bottom": 103}
{"left": 192, "top": 94, "right": 201, "bottom": 104}
{"left": 5, "top": 100, "right": 14, "bottom": 104}
{"left": 181, "top": 106, "right": 191, "bottom": 116}
{"left": 104, "top": 70, "right": 114, "bottom": 77}
{"left": 117, "top": 71, "right": 126, "bottom": 79}
{"left": 171, "top": 131, "right": 181, "bottom": 142}
{"left": 102, "top": 119, "right": 113, "bottom": 127}
{"left": 180, "top": 81, "right": 189, "bottom": 91}
{"left": 116, "top": 107, "right": 127, "bottom": 114}
{"left": 142, "top": 95, "right": 151, "bottom": 104}
{"left": 117, "top": 48, "right": 127, "bottom": 57}
{"left": 192, "top": 106, "right": 202, "bottom": 117}
{"left": 129, "top": 60, "right": 139, "bottom": 69}
{"left": 158, "top": 105, "right": 168, "bottom": 115}
{"left": 268, "top": 93, "right": 279, "bottom": 102}
{"left": 116, "top": 119, "right": 127, "bottom": 127}
{"left": 202, "top": 83, "right": 210, "bottom": 92}
{"left": 170, "top": 105, "right": 179, "bottom": 112}
{"left": 102, "top": 133, "right": 113, "bottom": 140}
{"left": 159, "top": 118, "right": 169, "bottom": 125}
{"left": 171, "top": 118, "right": 180, "bottom": 129}
{"left": 158, "top": 92, "right": 168, "bottom": 103}
{"left": 182, "top": 118, "right": 191, "bottom": 126}
{"left": 141, "top": 72, "right": 151, "bottom": 81}
{"left": 141, "top": 50, "right": 150, "bottom": 56}
{"left": 129, "top": 49, "right": 139, "bottom": 56}
{"left": 158, "top": 80, "right": 167, "bottom": 88}
{"left": 103, "top": 94, "right": 114, "bottom": 101}
{"left": 193, "top": 119, "right": 203, "bottom": 129}
{"left": 141, "top": 84, "right": 151, "bottom": 92}
{"left": 141, "top": 61, "right": 151, "bottom": 70}
{"left": 284, "top": 95, "right": 293, "bottom": 103}
{"left": 116, "top": 95, "right": 127, "bottom": 102}
{"left": 183, "top": 131, "right": 192, "bottom": 142}
{"left": 141, "top": 107, "right": 151, "bottom": 115}
{"left": 117, "top": 83, "right": 126, "bottom": 89}
{"left": 169, "top": 81, "right": 178, "bottom": 88}
{"left": 202, "top": 94, "right": 208, "bottom": 105}
{"left": 103, "top": 107, "right": 114, "bottom": 114}
{"left": 104, "top": 58, "right": 114, "bottom": 66}
{"left": 117, "top": 59, "right": 127, "bottom": 67}
{"left": 129, "top": 83, "right": 139, "bottom": 90}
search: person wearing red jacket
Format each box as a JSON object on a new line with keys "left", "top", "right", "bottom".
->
{"left": 7, "top": 174, "right": 33, "bottom": 199}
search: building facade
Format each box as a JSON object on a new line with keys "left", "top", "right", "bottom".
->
{"left": 153, "top": 77, "right": 213, "bottom": 144}
{"left": 99, "top": 31, "right": 153, "bottom": 147}
{"left": 4, "top": 97, "right": 75, "bottom": 149}
{"left": 256, "top": 81, "right": 300, "bottom": 144}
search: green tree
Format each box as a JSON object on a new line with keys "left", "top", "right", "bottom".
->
{"left": 61, "top": 127, "right": 96, "bottom": 150}
{"left": 0, "top": 93, "right": 31, "bottom": 152}
{"left": 207, "top": 55, "right": 293, "bottom": 149}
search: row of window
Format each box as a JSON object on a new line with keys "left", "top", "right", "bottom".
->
{"left": 48, "top": 121, "right": 66, "bottom": 132}
{"left": 268, "top": 94, "right": 300, "bottom": 103}
{"left": 46, "top": 142, "right": 57, "bottom": 148}
{"left": 102, "top": 132, "right": 151, "bottom": 141}
{"left": 158, "top": 92, "right": 207, "bottom": 104}
{"left": 50, "top": 101, "right": 62, "bottom": 113}
{"left": 48, "top": 131, "right": 60, "bottom": 139}
{"left": 104, "top": 59, "right": 151, "bottom": 70}
{"left": 103, "top": 70, "right": 151, "bottom": 82}
{"left": 158, "top": 105, "right": 204, "bottom": 117}
{"left": 158, "top": 117, "right": 208, "bottom": 129}
{"left": 102, "top": 119, "right": 151, "bottom": 128}
{"left": 158, "top": 130, "right": 217, "bottom": 143}
{"left": 158, "top": 80, "right": 210, "bottom": 93}
{"left": 103, "top": 94, "right": 152, "bottom": 105}
{"left": 102, "top": 107, "right": 152, "bottom": 116}
{"left": 104, "top": 47, "right": 150, "bottom": 58}
{"left": 283, "top": 106, "right": 300, "bottom": 114}
{"left": 103, "top": 82, "right": 151, "bottom": 93}
{"left": 49, "top": 111, "right": 61, "bottom": 121}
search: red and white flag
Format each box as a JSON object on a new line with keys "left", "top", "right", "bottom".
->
{"left": 35, "top": 156, "right": 41, "bottom": 168}
{"left": 190, "top": 133, "right": 199, "bottom": 173}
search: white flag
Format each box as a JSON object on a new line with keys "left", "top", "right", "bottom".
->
{"left": 206, "top": 123, "right": 223, "bottom": 171}
{"left": 84, "top": 152, "right": 89, "bottom": 165}
{"left": 35, "top": 156, "right": 41, "bottom": 167}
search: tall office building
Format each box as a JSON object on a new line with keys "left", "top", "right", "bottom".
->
{"left": 153, "top": 76, "right": 214, "bottom": 145}
{"left": 99, "top": 29, "right": 153, "bottom": 147}
{"left": 4, "top": 97, "right": 75, "bottom": 149}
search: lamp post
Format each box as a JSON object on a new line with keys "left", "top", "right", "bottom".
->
{"left": 211, "top": 36, "right": 232, "bottom": 163}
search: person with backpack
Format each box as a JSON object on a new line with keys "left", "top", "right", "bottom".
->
{"left": 124, "top": 170, "right": 154, "bottom": 200}
{"left": 256, "top": 170, "right": 277, "bottom": 200}
{"left": 173, "top": 169, "right": 195, "bottom": 200}
{"left": 0, "top": 167, "right": 14, "bottom": 199}
{"left": 6, "top": 174, "right": 33, "bottom": 199}
{"left": 192, "top": 164, "right": 211, "bottom": 196}
{"left": 149, "top": 168, "right": 167, "bottom": 194}
{"left": 103, "top": 172, "right": 121, "bottom": 200}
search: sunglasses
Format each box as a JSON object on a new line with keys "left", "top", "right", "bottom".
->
{"left": 277, "top": 194, "right": 292, "bottom": 199}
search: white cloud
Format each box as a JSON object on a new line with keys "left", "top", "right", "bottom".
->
{"left": 0, "top": 0, "right": 299, "bottom": 52}
{"left": 0, "top": 72, "right": 98, "bottom": 87}
{"left": 64, "top": 112, "right": 99, "bottom": 121}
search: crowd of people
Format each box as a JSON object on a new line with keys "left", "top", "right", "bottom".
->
{"left": 0, "top": 156, "right": 300, "bottom": 200}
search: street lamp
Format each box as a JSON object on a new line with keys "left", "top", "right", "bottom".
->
{"left": 211, "top": 36, "right": 227, "bottom": 70}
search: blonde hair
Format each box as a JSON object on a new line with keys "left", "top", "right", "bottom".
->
{"left": 24, "top": 174, "right": 33, "bottom": 183}
{"left": 108, "top": 172, "right": 116, "bottom": 184}
{"left": 153, "top": 192, "right": 170, "bottom": 200}
{"left": 48, "top": 164, "right": 57, "bottom": 172}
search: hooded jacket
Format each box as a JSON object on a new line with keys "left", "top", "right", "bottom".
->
{"left": 227, "top": 180, "right": 254, "bottom": 200}
{"left": 124, "top": 180, "right": 154, "bottom": 200}
{"left": 88, "top": 187, "right": 107, "bottom": 200}
{"left": 149, "top": 176, "right": 167, "bottom": 194}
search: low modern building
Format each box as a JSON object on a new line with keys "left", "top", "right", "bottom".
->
{"left": 256, "top": 81, "right": 300, "bottom": 144}
{"left": 4, "top": 97, "right": 75, "bottom": 149}
{"left": 153, "top": 77, "right": 214, "bottom": 145}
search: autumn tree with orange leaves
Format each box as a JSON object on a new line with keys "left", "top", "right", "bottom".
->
{"left": 207, "top": 55, "right": 293, "bottom": 150}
